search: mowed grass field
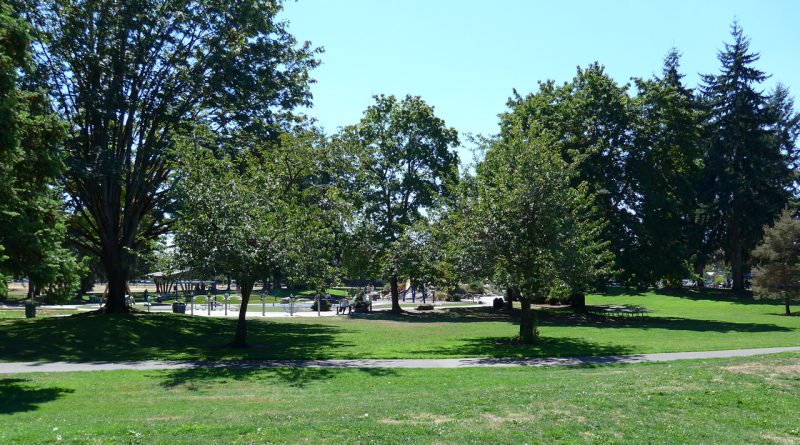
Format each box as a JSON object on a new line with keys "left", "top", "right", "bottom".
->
{"left": 0, "top": 288, "right": 798, "bottom": 362}
{"left": 2, "top": 352, "right": 800, "bottom": 444}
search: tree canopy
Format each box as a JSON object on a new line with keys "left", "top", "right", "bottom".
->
{"left": 338, "top": 94, "right": 459, "bottom": 313}
{"left": 468, "top": 129, "right": 611, "bottom": 341}
{"left": 19, "top": 0, "right": 320, "bottom": 311}
{"left": 0, "top": 2, "right": 82, "bottom": 301}
{"left": 751, "top": 209, "right": 800, "bottom": 316}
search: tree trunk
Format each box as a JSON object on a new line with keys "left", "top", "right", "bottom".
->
{"left": 729, "top": 214, "right": 745, "bottom": 292}
{"left": 229, "top": 280, "right": 254, "bottom": 348}
{"left": 786, "top": 295, "right": 792, "bottom": 316}
{"left": 390, "top": 275, "right": 402, "bottom": 314}
{"left": 519, "top": 297, "right": 537, "bottom": 343}
{"left": 571, "top": 291, "right": 586, "bottom": 313}
{"left": 103, "top": 251, "right": 131, "bottom": 314}
{"left": 504, "top": 287, "right": 515, "bottom": 311}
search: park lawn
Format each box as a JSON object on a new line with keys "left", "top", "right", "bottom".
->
{"left": 0, "top": 288, "right": 798, "bottom": 362}
{"left": 0, "top": 309, "right": 82, "bottom": 319}
{"left": 2, "top": 353, "right": 800, "bottom": 444}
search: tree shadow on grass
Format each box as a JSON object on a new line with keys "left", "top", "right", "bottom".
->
{"left": 411, "top": 336, "right": 634, "bottom": 359}
{"left": 0, "top": 378, "right": 74, "bottom": 415}
{"left": 364, "top": 307, "right": 514, "bottom": 324}
{"left": 652, "top": 287, "right": 770, "bottom": 305}
{"left": 538, "top": 311, "right": 794, "bottom": 333}
{"left": 157, "top": 366, "right": 398, "bottom": 390}
{"left": 372, "top": 305, "right": 794, "bottom": 334}
{"left": 0, "top": 313, "right": 355, "bottom": 362}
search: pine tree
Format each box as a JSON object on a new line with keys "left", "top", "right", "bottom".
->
{"left": 751, "top": 209, "right": 800, "bottom": 315}
{"left": 700, "top": 22, "right": 794, "bottom": 291}
{"left": 0, "top": 2, "right": 82, "bottom": 301}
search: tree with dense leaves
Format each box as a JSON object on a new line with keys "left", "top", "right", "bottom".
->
{"left": 174, "top": 128, "right": 345, "bottom": 347}
{"left": 338, "top": 95, "right": 459, "bottom": 313}
{"left": 627, "top": 49, "right": 705, "bottom": 285}
{"left": 19, "top": 0, "right": 320, "bottom": 312}
{"left": 751, "top": 209, "right": 800, "bottom": 316}
{"left": 470, "top": 129, "right": 611, "bottom": 342}
{"left": 699, "top": 23, "right": 797, "bottom": 292}
{"left": 501, "top": 64, "right": 634, "bottom": 285}
{"left": 0, "top": 2, "right": 83, "bottom": 302}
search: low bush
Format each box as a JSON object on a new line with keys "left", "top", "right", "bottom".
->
{"left": 311, "top": 299, "right": 332, "bottom": 311}
{"left": 466, "top": 280, "right": 485, "bottom": 294}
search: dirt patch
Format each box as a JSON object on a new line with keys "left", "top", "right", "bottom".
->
{"left": 724, "top": 363, "right": 800, "bottom": 376}
{"left": 144, "top": 415, "right": 187, "bottom": 422}
{"left": 379, "top": 413, "right": 458, "bottom": 426}
{"left": 762, "top": 433, "right": 799, "bottom": 445}
{"left": 481, "top": 412, "right": 535, "bottom": 425}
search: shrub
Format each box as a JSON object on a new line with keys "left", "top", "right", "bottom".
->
{"left": 492, "top": 297, "right": 504, "bottom": 310}
{"left": 466, "top": 280, "right": 485, "bottom": 294}
{"left": 311, "top": 299, "right": 332, "bottom": 311}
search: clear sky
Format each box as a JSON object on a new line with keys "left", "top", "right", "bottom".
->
{"left": 281, "top": 0, "right": 799, "bottom": 156}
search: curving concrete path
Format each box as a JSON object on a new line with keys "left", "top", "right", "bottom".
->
{"left": 1, "top": 346, "right": 798, "bottom": 374}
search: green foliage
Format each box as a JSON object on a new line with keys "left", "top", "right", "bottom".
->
{"left": 466, "top": 280, "right": 484, "bottom": 294}
{"left": 20, "top": 0, "right": 320, "bottom": 310}
{"left": 500, "top": 64, "right": 633, "bottom": 285}
{"left": 751, "top": 209, "right": 800, "bottom": 315}
{"left": 627, "top": 49, "right": 705, "bottom": 285}
{"left": 174, "top": 128, "right": 347, "bottom": 344}
{"left": 337, "top": 94, "right": 460, "bottom": 311}
{"left": 310, "top": 298, "right": 332, "bottom": 312}
{"left": 699, "top": 22, "right": 797, "bottom": 290}
{"left": 467, "top": 128, "right": 612, "bottom": 339}
{"left": 471, "top": 131, "right": 611, "bottom": 300}
{"left": 0, "top": 2, "right": 81, "bottom": 300}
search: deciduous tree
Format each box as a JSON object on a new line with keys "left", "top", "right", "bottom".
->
{"left": 338, "top": 95, "right": 459, "bottom": 313}
{"left": 21, "top": 0, "right": 319, "bottom": 312}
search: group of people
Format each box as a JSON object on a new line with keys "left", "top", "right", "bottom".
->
{"left": 334, "top": 288, "right": 373, "bottom": 315}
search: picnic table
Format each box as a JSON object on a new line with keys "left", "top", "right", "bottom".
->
{"left": 587, "top": 304, "right": 649, "bottom": 317}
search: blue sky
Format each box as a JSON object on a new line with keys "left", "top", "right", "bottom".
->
{"left": 281, "top": 0, "right": 799, "bottom": 156}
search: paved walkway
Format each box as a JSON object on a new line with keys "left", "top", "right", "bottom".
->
{"left": 1, "top": 346, "right": 798, "bottom": 374}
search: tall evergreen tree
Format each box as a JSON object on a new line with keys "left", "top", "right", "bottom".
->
{"left": 0, "top": 2, "right": 81, "bottom": 301}
{"left": 700, "top": 22, "right": 795, "bottom": 291}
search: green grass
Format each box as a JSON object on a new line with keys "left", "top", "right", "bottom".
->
{"left": 0, "top": 288, "right": 798, "bottom": 362}
{"left": 2, "top": 353, "right": 800, "bottom": 443}
{"left": 0, "top": 309, "right": 82, "bottom": 319}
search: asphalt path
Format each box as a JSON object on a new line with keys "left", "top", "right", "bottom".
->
{"left": 1, "top": 346, "right": 798, "bottom": 374}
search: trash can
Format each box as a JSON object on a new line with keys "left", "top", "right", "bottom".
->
{"left": 172, "top": 302, "right": 186, "bottom": 314}
{"left": 25, "top": 303, "right": 36, "bottom": 318}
